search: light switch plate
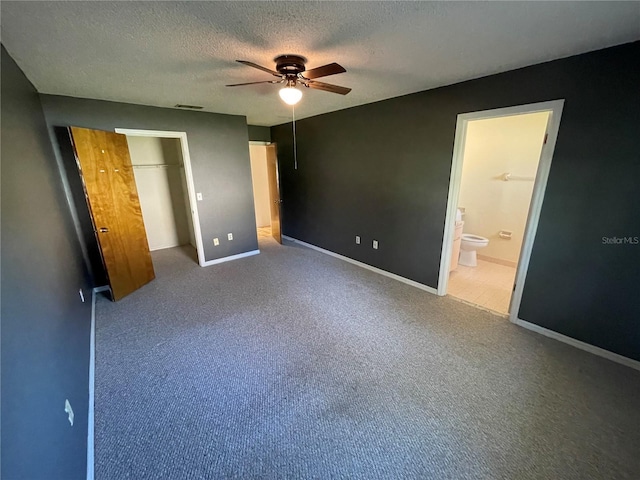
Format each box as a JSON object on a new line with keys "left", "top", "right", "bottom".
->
{"left": 373, "top": 240, "right": 379, "bottom": 249}
{"left": 355, "top": 236, "right": 361, "bottom": 244}
{"left": 196, "top": 192, "right": 203, "bottom": 201}
{"left": 228, "top": 233, "right": 233, "bottom": 241}
{"left": 213, "top": 238, "right": 219, "bottom": 246}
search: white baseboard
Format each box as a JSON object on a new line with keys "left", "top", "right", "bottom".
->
{"left": 201, "top": 249, "right": 260, "bottom": 267}
{"left": 477, "top": 254, "right": 517, "bottom": 268}
{"left": 87, "top": 288, "right": 98, "bottom": 480}
{"left": 515, "top": 318, "right": 640, "bottom": 371}
{"left": 282, "top": 235, "right": 438, "bottom": 295}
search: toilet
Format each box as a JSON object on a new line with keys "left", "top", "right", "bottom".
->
{"left": 459, "top": 234, "right": 489, "bottom": 267}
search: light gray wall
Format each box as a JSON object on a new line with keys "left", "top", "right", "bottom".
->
{"left": 40, "top": 95, "right": 258, "bottom": 276}
{"left": 1, "top": 45, "right": 91, "bottom": 480}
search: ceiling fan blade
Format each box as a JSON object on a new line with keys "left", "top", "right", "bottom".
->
{"left": 305, "top": 80, "right": 351, "bottom": 95}
{"left": 303, "top": 62, "right": 346, "bottom": 79}
{"left": 236, "top": 60, "right": 281, "bottom": 77}
{"left": 226, "top": 80, "right": 282, "bottom": 87}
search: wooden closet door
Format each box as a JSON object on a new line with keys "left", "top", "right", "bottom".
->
{"left": 70, "top": 127, "right": 155, "bottom": 300}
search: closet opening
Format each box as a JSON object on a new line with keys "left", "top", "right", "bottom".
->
{"left": 115, "top": 129, "right": 204, "bottom": 268}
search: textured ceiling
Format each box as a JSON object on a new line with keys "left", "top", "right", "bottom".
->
{"left": 1, "top": 1, "right": 639, "bottom": 126}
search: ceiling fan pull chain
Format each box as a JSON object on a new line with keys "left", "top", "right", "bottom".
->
{"left": 292, "top": 104, "right": 298, "bottom": 170}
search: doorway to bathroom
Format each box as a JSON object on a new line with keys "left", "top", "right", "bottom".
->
{"left": 438, "top": 100, "right": 564, "bottom": 319}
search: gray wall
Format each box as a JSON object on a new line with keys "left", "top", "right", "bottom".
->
{"left": 40, "top": 95, "right": 258, "bottom": 277}
{"left": 1, "top": 46, "right": 91, "bottom": 479}
{"left": 248, "top": 124, "right": 271, "bottom": 143}
{"left": 272, "top": 41, "right": 640, "bottom": 361}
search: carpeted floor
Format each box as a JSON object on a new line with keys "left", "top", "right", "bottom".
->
{"left": 95, "top": 236, "right": 640, "bottom": 479}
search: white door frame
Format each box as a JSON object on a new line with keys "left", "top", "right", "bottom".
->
{"left": 436, "top": 100, "right": 565, "bottom": 323}
{"left": 114, "top": 128, "right": 206, "bottom": 267}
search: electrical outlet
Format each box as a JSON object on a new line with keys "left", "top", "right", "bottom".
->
{"left": 196, "top": 192, "right": 203, "bottom": 201}
{"left": 355, "top": 236, "right": 361, "bottom": 245}
{"left": 78, "top": 289, "right": 85, "bottom": 303}
{"left": 228, "top": 233, "right": 233, "bottom": 241}
{"left": 373, "top": 240, "right": 379, "bottom": 249}
{"left": 213, "top": 238, "right": 219, "bottom": 246}
{"left": 64, "top": 399, "right": 74, "bottom": 426}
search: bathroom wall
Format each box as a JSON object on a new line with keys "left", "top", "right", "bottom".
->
{"left": 249, "top": 144, "right": 271, "bottom": 228}
{"left": 458, "top": 112, "right": 549, "bottom": 264}
{"left": 127, "top": 136, "right": 193, "bottom": 251}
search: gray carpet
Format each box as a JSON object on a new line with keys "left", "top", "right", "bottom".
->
{"left": 95, "top": 236, "right": 640, "bottom": 480}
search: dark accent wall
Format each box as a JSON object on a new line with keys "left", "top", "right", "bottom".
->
{"left": 248, "top": 124, "right": 271, "bottom": 143}
{"left": 272, "top": 41, "right": 640, "bottom": 361}
{"left": 40, "top": 95, "right": 258, "bottom": 278}
{"left": 1, "top": 46, "right": 91, "bottom": 479}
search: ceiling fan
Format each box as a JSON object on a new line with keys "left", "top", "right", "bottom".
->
{"left": 226, "top": 55, "right": 351, "bottom": 105}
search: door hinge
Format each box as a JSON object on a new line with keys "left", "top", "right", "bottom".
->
{"left": 543, "top": 133, "right": 548, "bottom": 145}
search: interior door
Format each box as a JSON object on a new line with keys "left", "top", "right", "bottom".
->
{"left": 266, "top": 143, "right": 282, "bottom": 244}
{"left": 70, "top": 126, "right": 155, "bottom": 300}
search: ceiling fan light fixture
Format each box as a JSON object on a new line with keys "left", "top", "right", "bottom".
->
{"left": 279, "top": 85, "right": 302, "bottom": 105}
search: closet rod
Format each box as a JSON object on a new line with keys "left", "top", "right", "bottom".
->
{"left": 131, "top": 164, "right": 183, "bottom": 169}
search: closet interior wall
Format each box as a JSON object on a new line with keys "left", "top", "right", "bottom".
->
{"left": 126, "top": 136, "right": 195, "bottom": 251}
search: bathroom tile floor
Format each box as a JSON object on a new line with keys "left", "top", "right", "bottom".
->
{"left": 448, "top": 260, "right": 517, "bottom": 314}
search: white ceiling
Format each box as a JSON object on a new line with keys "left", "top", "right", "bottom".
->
{"left": 1, "top": 1, "right": 639, "bottom": 126}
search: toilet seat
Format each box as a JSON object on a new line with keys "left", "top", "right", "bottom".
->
{"left": 461, "top": 234, "right": 489, "bottom": 244}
